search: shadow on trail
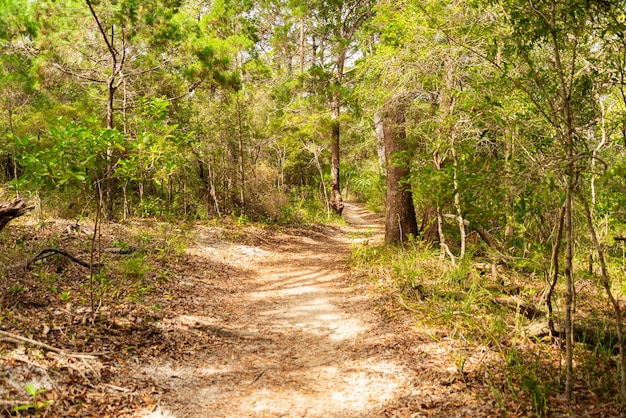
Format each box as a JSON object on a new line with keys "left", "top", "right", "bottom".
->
{"left": 133, "top": 202, "right": 494, "bottom": 417}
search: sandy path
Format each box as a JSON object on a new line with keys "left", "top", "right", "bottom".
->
{"left": 139, "top": 202, "right": 413, "bottom": 417}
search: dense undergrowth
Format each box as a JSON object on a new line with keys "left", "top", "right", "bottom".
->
{"left": 350, "top": 237, "right": 626, "bottom": 416}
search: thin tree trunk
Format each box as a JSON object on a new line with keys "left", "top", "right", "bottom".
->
{"left": 8, "top": 108, "right": 20, "bottom": 198}
{"left": 451, "top": 146, "right": 466, "bottom": 258}
{"left": 236, "top": 95, "right": 246, "bottom": 214}
{"left": 504, "top": 126, "right": 516, "bottom": 245}
{"left": 564, "top": 183, "right": 574, "bottom": 400}
{"left": 374, "top": 109, "right": 386, "bottom": 174}
{"left": 420, "top": 206, "right": 439, "bottom": 245}
{"left": 581, "top": 196, "right": 626, "bottom": 400}
{"left": 208, "top": 161, "right": 221, "bottom": 217}
{"left": 433, "top": 149, "right": 454, "bottom": 263}
{"left": 437, "top": 205, "right": 455, "bottom": 265}
{"left": 311, "top": 145, "right": 329, "bottom": 214}
{"left": 86, "top": 1, "right": 125, "bottom": 221}
{"left": 547, "top": 202, "right": 566, "bottom": 337}
{"left": 299, "top": 18, "right": 305, "bottom": 74}
{"left": 549, "top": 14, "right": 576, "bottom": 400}
{"left": 330, "top": 45, "right": 346, "bottom": 216}
{"left": 330, "top": 90, "right": 343, "bottom": 215}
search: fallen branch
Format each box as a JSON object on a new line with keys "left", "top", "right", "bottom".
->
{"left": 0, "top": 329, "right": 99, "bottom": 359}
{"left": 494, "top": 296, "right": 545, "bottom": 320}
{"left": 473, "top": 224, "right": 501, "bottom": 251}
{"left": 0, "top": 400, "right": 23, "bottom": 406}
{"left": 0, "top": 198, "right": 33, "bottom": 233}
{"left": 27, "top": 248, "right": 99, "bottom": 271}
{"left": 524, "top": 320, "right": 621, "bottom": 350}
{"left": 102, "top": 246, "right": 136, "bottom": 254}
{"left": 102, "top": 383, "right": 133, "bottom": 393}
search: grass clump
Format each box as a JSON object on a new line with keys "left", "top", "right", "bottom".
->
{"left": 350, "top": 238, "right": 623, "bottom": 416}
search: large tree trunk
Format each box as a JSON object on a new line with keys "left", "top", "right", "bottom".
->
{"left": 0, "top": 199, "right": 32, "bottom": 233}
{"left": 383, "top": 100, "right": 418, "bottom": 244}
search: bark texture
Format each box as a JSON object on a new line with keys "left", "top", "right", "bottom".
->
{"left": 383, "top": 101, "right": 418, "bottom": 244}
{"left": 330, "top": 92, "right": 344, "bottom": 216}
{"left": 0, "top": 199, "right": 32, "bottom": 233}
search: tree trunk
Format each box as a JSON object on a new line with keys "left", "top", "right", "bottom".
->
{"left": 420, "top": 206, "right": 439, "bottom": 245}
{"left": 299, "top": 17, "right": 305, "bottom": 74}
{"left": 329, "top": 45, "right": 347, "bottom": 216}
{"left": 383, "top": 100, "right": 418, "bottom": 244}
{"left": 581, "top": 196, "right": 626, "bottom": 400}
{"left": 330, "top": 91, "right": 343, "bottom": 215}
{"left": 374, "top": 109, "right": 386, "bottom": 174}
{"left": 236, "top": 95, "right": 246, "bottom": 215}
{"left": 104, "top": 77, "right": 116, "bottom": 221}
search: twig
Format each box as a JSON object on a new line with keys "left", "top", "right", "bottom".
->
{"left": 0, "top": 400, "right": 23, "bottom": 406}
{"left": 102, "top": 383, "right": 133, "bottom": 393}
{"left": 396, "top": 293, "right": 420, "bottom": 314}
{"left": 0, "top": 330, "right": 99, "bottom": 359}
{"left": 248, "top": 368, "right": 271, "bottom": 385}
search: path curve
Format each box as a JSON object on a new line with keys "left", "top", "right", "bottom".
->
{"left": 140, "top": 202, "right": 414, "bottom": 417}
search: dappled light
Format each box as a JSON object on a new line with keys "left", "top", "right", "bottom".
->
{"left": 126, "top": 204, "right": 414, "bottom": 416}
{"left": 3, "top": 0, "right": 626, "bottom": 415}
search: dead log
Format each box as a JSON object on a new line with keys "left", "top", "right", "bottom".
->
{"left": 494, "top": 296, "right": 545, "bottom": 320}
{"left": 441, "top": 214, "right": 502, "bottom": 251}
{"left": 525, "top": 320, "right": 621, "bottom": 351}
{"left": 474, "top": 224, "right": 501, "bottom": 251}
{"left": 0, "top": 198, "right": 33, "bottom": 233}
{"left": 102, "top": 246, "right": 136, "bottom": 254}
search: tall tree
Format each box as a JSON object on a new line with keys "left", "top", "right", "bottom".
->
{"left": 382, "top": 97, "right": 418, "bottom": 243}
{"left": 309, "top": 0, "right": 370, "bottom": 215}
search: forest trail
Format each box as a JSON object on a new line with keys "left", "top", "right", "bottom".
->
{"left": 139, "top": 202, "right": 416, "bottom": 417}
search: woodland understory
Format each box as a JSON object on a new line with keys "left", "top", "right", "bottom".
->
{"left": 3, "top": 0, "right": 626, "bottom": 416}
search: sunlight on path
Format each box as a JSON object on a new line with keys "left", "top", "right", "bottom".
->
{"left": 139, "top": 202, "right": 406, "bottom": 418}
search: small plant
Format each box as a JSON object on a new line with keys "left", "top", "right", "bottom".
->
{"left": 453, "top": 351, "right": 467, "bottom": 377}
{"left": 11, "top": 384, "right": 53, "bottom": 415}
{"left": 121, "top": 255, "right": 149, "bottom": 279}
{"left": 235, "top": 213, "right": 249, "bottom": 226}
{"left": 112, "top": 239, "right": 131, "bottom": 251}
{"left": 138, "top": 196, "right": 164, "bottom": 217}
{"left": 10, "top": 284, "right": 24, "bottom": 294}
{"left": 59, "top": 290, "right": 72, "bottom": 303}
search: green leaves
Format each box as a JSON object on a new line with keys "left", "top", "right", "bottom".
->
{"left": 14, "top": 120, "right": 122, "bottom": 191}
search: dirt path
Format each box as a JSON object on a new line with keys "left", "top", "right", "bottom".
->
{"left": 139, "top": 202, "right": 416, "bottom": 417}
{"left": 2, "top": 203, "right": 616, "bottom": 416}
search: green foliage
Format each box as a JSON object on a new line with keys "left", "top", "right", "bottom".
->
{"left": 14, "top": 120, "right": 119, "bottom": 192}
{"left": 121, "top": 256, "right": 150, "bottom": 280}
{"left": 11, "top": 384, "right": 52, "bottom": 414}
{"left": 10, "top": 284, "right": 24, "bottom": 294}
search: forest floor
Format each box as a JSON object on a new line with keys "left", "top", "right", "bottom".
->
{"left": 0, "top": 202, "right": 621, "bottom": 416}
{"left": 133, "top": 201, "right": 495, "bottom": 418}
